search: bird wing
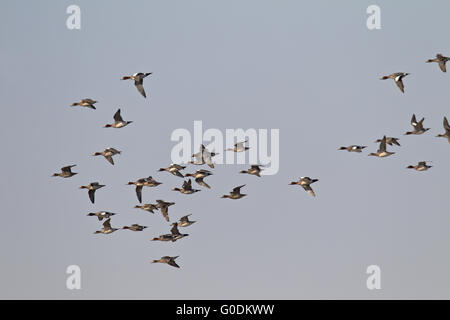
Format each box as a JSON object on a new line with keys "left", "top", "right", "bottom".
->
{"left": 395, "top": 78, "right": 405, "bottom": 93}
{"left": 411, "top": 114, "right": 418, "bottom": 126}
{"left": 88, "top": 189, "right": 95, "bottom": 204}
{"left": 135, "top": 186, "right": 143, "bottom": 203}
{"left": 61, "top": 165, "right": 75, "bottom": 172}
{"left": 302, "top": 185, "right": 316, "bottom": 197}
{"left": 195, "top": 177, "right": 210, "bottom": 189}
{"left": 232, "top": 185, "right": 245, "bottom": 194}
{"left": 134, "top": 81, "right": 147, "bottom": 98}
{"left": 378, "top": 136, "right": 387, "bottom": 153}
{"left": 168, "top": 259, "right": 180, "bottom": 268}
{"left": 180, "top": 214, "right": 191, "bottom": 222}
{"left": 438, "top": 61, "right": 447, "bottom": 72}
{"left": 113, "top": 109, "right": 123, "bottom": 122}
{"left": 103, "top": 219, "right": 112, "bottom": 229}
{"left": 444, "top": 117, "right": 450, "bottom": 131}
{"left": 104, "top": 155, "right": 114, "bottom": 165}
{"left": 160, "top": 206, "right": 170, "bottom": 222}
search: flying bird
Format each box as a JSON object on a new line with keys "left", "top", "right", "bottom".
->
{"left": 426, "top": 54, "right": 450, "bottom": 72}
{"left": 127, "top": 177, "right": 162, "bottom": 203}
{"left": 94, "top": 219, "right": 119, "bottom": 234}
{"left": 158, "top": 163, "right": 185, "bottom": 178}
{"left": 87, "top": 211, "right": 117, "bottom": 221}
{"left": 289, "top": 177, "right": 318, "bottom": 197}
{"left": 405, "top": 114, "right": 430, "bottom": 135}
{"left": 170, "top": 223, "right": 189, "bottom": 242}
{"left": 407, "top": 161, "right": 432, "bottom": 172}
{"left": 104, "top": 109, "right": 133, "bottom": 128}
{"left": 122, "top": 224, "right": 148, "bottom": 231}
{"left": 338, "top": 145, "right": 367, "bottom": 153}
{"left": 221, "top": 185, "right": 247, "bottom": 199}
{"left": 134, "top": 203, "right": 158, "bottom": 214}
{"left": 190, "top": 144, "right": 218, "bottom": 168}
{"left": 184, "top": 169, "right": 213, "bottom": 188}
{"left": 240, "top": 165, "right": 264, "bottom": 177}
{"left": 177, "top": 214, "right": 196, "bottom": 227}
{"left": 172, "top": 179, "right": 201, "bottom": 194}
{"left": 436, "top": 116, "right": 450, "bottom": 143}
{"left": 226, "top": 140, "right": 250, "bottom": 152}
{"left": 375, "top": 137, "right": 400, "bottom": 146}
{"left": 71, "top": 98, "right": 97, "bottom": 110}
{"left": 368, "top": 136, "right": 395, "bottom": 158}
{"left": 380, "top": 72, "right": 410, "bottom": 93}
{"left": 121, "top": 72, "right": 152, "bottom": 98}
{"left": 93, "top": 148, "right": 121, "bottom": 165}
{"left": 80, "top": 182, "right": 105, "bottom": 204}
{"left": 52, "top": 165, "right": 77, "bottom": 178}
{"left": 152, "top": 256, "right": 180, "bottom": 268}
{"left": 156, "top": 200, "right": 175, "bottom": 222}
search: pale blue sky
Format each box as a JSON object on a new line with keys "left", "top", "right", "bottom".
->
{"left": 1, "top": 0, "right": 450, "bottom": 299}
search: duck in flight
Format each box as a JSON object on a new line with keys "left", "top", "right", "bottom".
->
{"left": 172, "top": 179, "right": 201, "bottom": 194}
{"left": 177, "top": 214, "right": 196, "bottom": 227}
{"left": 128, "top": 176, "right": 162, "bottom": 203}
{"left": 226, "top": 140, "right": 250, "bottom": 153}
{"left": 184, "top": 169, "right": 213, "bottom": 189}
{"left": 158, "top": 163, "right": 185, "bottom": 178}
{"left": 368, "top": 136, "right": 395, "bottom": 158}
{"left": 134, "top": 203, "right": 158, "bottom": 214}
{"left": 426, "top": 54, "right": 450, "bottom": 73}
{"left": 80, "top": 182, "right": 105, "bottom": 204}
{"left": 380, "top": 72, "right": 410, "bottom": 93}
{"left": 375, "top": 137, "right": 400, "bottom": 146}
{"left": 338, "top": 145, "right": 367, "bottom": 153}
{"left": 94, "top": 219, "right": 119, "bottom": 234}
{"left": 405, "top": 114, "right": 430, "bottom": 135}
{"left": 152, "top": 256, "right": 180, "bottom": 268}
{"left": 190, "top": 144, "right": 218, "bottom": 168}
{"left": 156, "top": 200, "right": 175, "bottom": 222}
{"left": 407, "top": 161, "right": 432, "bottom": 171}
{"left": 71, "top": 98, "right": 97, "bottom": 110}
{"left": 240, "top": 165, "right": 264, "bottom": 177}
{"left": 151, "top": 234, "right": 175, "bottom": 242}
{"left": 104, "top": 109, "right": 133, "bottom": 128}
{"left": 87, "top": 211, "right": 117, "bottom": 221}
{"left": 122, "top": 224, "right": 148, "bottom": 231}
{"left": 170, "top": 223, "right": 189, "bottom": 242}
{"left": 436, "top": 116, "right": 450, "bottom": 143}
{"left": 289, "top": 177, "right": 318, "bottom": 197}
{"left": 93, "top": 148, "right": 121, "bottom": 165}
{"left": 121, "top": 72, "right": 152, "bottom": 98}
{"left": 221, "top": 185, "right": 247, "bottom": 199}
{"left": 52, "top": 165, "right": 77, "bottom": 178}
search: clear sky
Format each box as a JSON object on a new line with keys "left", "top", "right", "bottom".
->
{"left": 2, "top": 0, "right": 450, "bottom": 299}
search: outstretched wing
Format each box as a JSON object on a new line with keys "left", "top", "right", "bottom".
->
{"left": 105, "top": 155, "right": 114, "bottom": 165}
{"left": 232, "top": 185, "right": 245, "bottom": 194}
{"left": 88, "top": 189, "right": 95, "bottom": 204}
{"left": 378, "top": 136, "right": 387, "bottom": 153}
{"left": 444, "top": 117, "right": 450, "bottom": 131}
{"left": 395, "top": 78, "right": 404, "bottom": 93}
{"left": 302, "top": 184, "right": 316, "bottom": 197}
{"left": 195, "top": 177, "right": 210, "bottom": 189}
{"left": 134, "top": 80, "right": 147, "bottom": 98}
{"left": 113, "top": 109, "right": 123, "bottom": 122}
{"left": 135, "top": 186, "right": 143, "bottom": 203}
{"left": 61, "top": 165, "right": 75, "bottom": 173}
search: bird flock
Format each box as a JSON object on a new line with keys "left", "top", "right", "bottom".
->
{"left": 53, "top": 73, "right": 264, "bottom": 269}
{"left": 54, "top": 54, "right": 450, "bottom": 269}
{"left": 338, "top": 53, "right": 450, "bottom": 168}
